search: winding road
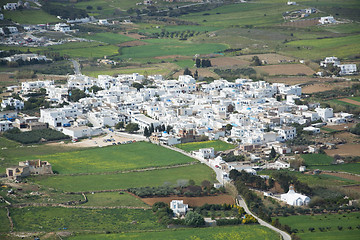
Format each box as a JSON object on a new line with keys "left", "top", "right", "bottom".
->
{"left": 236, "top": 195, "right": 291, "bottom": 240}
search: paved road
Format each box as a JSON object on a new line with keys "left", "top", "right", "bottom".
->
{"left": 70, "top": 59, "right": 81, "bottom": 75}
{"left": 236, "top": 196, "right": 291, "bottom": 240}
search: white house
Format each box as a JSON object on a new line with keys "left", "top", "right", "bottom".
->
{"left": 278, "top": 126, "right": 296, "bottom": 141}
{"left": 281, "top": 185, "right": 310, "bottom": 206}
{"left": 315, "top": 108, "right": 333, "bottom": 121}
{"left": 287, "top": 1, "right": 296, "bottom": 5}
{"left": 338, "top": 64, "right": 357, "bottom": 75}
{"left": 193, "top": 147, "right": 215, "bottom": 159}
{"left": 170, "top": 200, "right": 188, "bottom": 217}
{"left": 303, "top": 126, "right": 320, "bottom": 134}
{"left": 62, "top": 126, "right": 103, "bottom": 138}
{"left": 0, "top": 120, "right": 13, "bottom": 132}
{"left": 320, "top": 56, "right": 340, "bottom": 67}
{"left": 1, "top": 97, "right": 24, "bottom": 110}
{"left": 54, "top": 23, "right": 71, "bottom": 32}
{"left": 3, "top": 3, "right": 18, "bottom": 10}
{"left": 319, "top": 16, "right": 336, "bottom": 24}
{"left": 99, "top": 19, "right": 109, "bottom": 25}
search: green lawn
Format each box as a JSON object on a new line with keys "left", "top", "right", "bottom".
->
{"left": 329, "top": 99, "right": 360, "bottom": 108}
{"left": 301, "top": 154, "right": 334, "bottom": 166}
{"left": 175, "top": 140, "right": 235, "bottom": 152}
{"left": 0, "top": 137, "right": 19, "bottom": 149}
{"left": 277, "top": 212, "right": 360, "bottom": 240}
{"left": 307, "top": 163, "right": 360, "bottom": 175}
{"left": 14, "top": 142, "right": 195, "bottom": 174}
{"left": 3, "top": 9, "right": 60, "bottom": 24}
{"left": 31, "top": 163, "right": 216, "bottom": 192}
{"left": 81, "top": 33, "right": 135, "bottom": 44}
{"left": 0, "top": 208, "right": 10, "bottom": 232}
{"left": 10, "top": 207, "right": 162, "bottom": 232}
{"left": 84, "top": 192, "right": 148, "bottom": 208}
{"left": 68, "top": 225, "right": 280, "bottom": 240}
{"left": 119, "top": 39, "right": 227, "bottom": 59}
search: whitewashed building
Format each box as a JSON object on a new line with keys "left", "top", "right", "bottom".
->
{"left": 281, "top": 185, "right": 310, "bottom": 206}
{"left": 170, "top": 200, "right": 188, "bottom": 217}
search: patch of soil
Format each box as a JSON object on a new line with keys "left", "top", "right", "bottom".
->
{"left": 321, "top": 172, "right": 360, "bottom": 181}
{"left": 210, "top": 57, "right": 250, "bottom": 67}
{"left": 302, "top": 83, "right": 334, "bottom": 93}
{"left": 121, "top": 32, "right": 145, "bottom": 40}
{"left": 237, "top": 53, "right": 295, "bottom": 65}
{"left": 339, "top": 98, "right": 360, "bottom": 106}
{"left": 255, "top": 64, "right": 315, "bottom": 76}
{"left": 119, "top": 40, "right": 148, "bottom": 47}
{"left": 266, "top": 76, "right": 317, "bottom": 85}
{"left": 325, "top": 144, "right": 360, "bottom": 157}
{"left": 140, "top": 194, "right": 234, "bottom": 207}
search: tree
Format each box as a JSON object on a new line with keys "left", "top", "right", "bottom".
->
{"left": 132, "top": 82, "right": 144, "bottom": 91}
{"left": 188, "top": 179, "right": 195, "bottom": 186}
{"left": 115, "top": 122, "right": 124, "bottom": 129}
{"left": 270, "top": 147, "right": 276, "bottom": 159}
{"left": 125, "top": 123, "right": 139, "bottom": 133}
{"left": 195, "top": 58, "right": 201, "bottom": 68}
{"left": 144, "top": 127, "right": 151, "bottom": 137}
{"left": 227, "top": 104, "right": 234, "bottom": 113}
{"left": 251, "top": 56, "right": 262, "bottom": 66}
{"left": 184, "top": 211, "right": 205, "bottom": 227}
{"left": 201, "top": 180, "right": 211, "bottom": 190}
{"left": 183, "top": 68, "right": 192, "bottom": 76}
{"left": 194, "top": 70, "right": 199, "bottom": 80}
{"left": 225, "top": 123, "right": 233, "bottom": 131}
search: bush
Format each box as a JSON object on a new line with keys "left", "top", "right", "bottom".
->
{"left": 4, "top": 128, "right": 70, "bottom": 144}
{"left": 184, "top": 211, "right": 205, "bottom": 227}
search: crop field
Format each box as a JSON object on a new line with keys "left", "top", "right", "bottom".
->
{"left": 15, "top": 142, "right": 195, "bottom": 174}
{"left": 307, "top": 163, "right": 360, "bottom": 175}
{"left": 81, "top": 33, "right": 135, "bottom": 44}
{"left": 336, "top": 98, "right": 360, "bottom": 107}
{"left": 175, "top": 140, "right": 235, "bottom": 152}
{"left": 3, "top": 9, "right": 60, "bottom": 24}
{"left": 84, "top": 192, "right": 148, "bottom": 208}
{"left": 325, "top": 144, "right": 360, "bottom": 158}
{"left": 211, "top": 57, "right": 249, "bottom": 67}
{"left": 31, "top": 163, "right": 216, "bottom": 192}
{"left": 237, "top": 54, "right": 295, "bottom": 65}
{"left": 68, "top": 225, "right": 280, "bottom": 240}
{"left": 284, "top": 35, "right": 360, "bottom": 59}
{"left": 10, "top": 207, "right": 162, "bottom": 232}
{"left": 254, "top": 64, "right": 315, "bottom": 76}
{"left": 119, "top": 39, "right": 227, "bottom": 60}
{"left": 301, "top": 154, "right": 334, "bottom": 166}
{"left": 140, "top": 194, "right": 234, "bottom": 207}
{"left": 277, "top": 212, "right": 360, "bottom": 240}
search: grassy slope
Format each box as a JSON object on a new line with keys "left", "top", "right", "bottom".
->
{"left": 11, "top": 207, "right": 163, "bottom": 232}
{"left": 32, "top": 163, "right": 216, "bottom": 192}
{"left": 14, "top": 142, "right": 195, "bottom": 174}
{"left": 277, "top": 212, "right": 360, "bottom": 240}
{"left": 175, "top": 140, "right": 235, "bottom": 152}
{"left": 68, "top": 225, "right": 280, "bottom": 240}
{"left": 84, "top": 192, "right": 148, "bottom": 207}
{"left": 0, "top": 208, "right": 10, "bottom": 232}
{"left": 3, "top": 9, "right": 60, "bottom": 24}
{"left": 307, "top": 163, "right": 360, "bottom": 175}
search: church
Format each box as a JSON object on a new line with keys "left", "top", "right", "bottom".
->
{"left": 280, "top": 185, "right": 310, "bottom": 206}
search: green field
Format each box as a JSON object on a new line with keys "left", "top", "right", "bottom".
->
{"left": 14, "top": 142, "right": 195, "bottom": 174}
{"left": 32, "top": 163, "right": 216, "bottom": 192}
{"left": 0, "top": 208, "right": 10, "bottom": 232}
{"left": 329, "top": 99, "right": 360, "bottom": 108}
{"left": 175, "top": 140, "right": 235, "bottom": 152}
{"left": 349, "top": 97, "right": 360, "bottom": 102}
{"left": 3, "top": 9, "right": 60, "bottom": 24}
{"left": 278, "top": 212, "right": 360, "bottom": 240}
{"left": 307, "top": 163, "right": 360, "bottom": 175}
{"left": 81, "top": 33, "right": 135, "bottom": 44}
{"left": 69, "top": 225, "right": 280, "bottom": 240}
{"left": 301, "top": 154, "right": 334, "bottom": 166}
{"left": 119, "top": 39, "right": 227, "bottom": 59}
{"left": 84, "top": 192, "right": 148, "bottom": 208}
{"left": 10, "top": 207, "right": 162, "bottom": 232}
{"left": 285, "top": 35, "right": 360, "bottom": 59}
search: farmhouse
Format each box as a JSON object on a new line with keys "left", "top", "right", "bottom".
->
{"left": 0, "top": 120, "right": 13, "bottom": 132}
{"left": 170, "top": 200, "right": 188, "bottom": 217}
{"left": 6, "top": 160, "right": 53, "bottom": 179}
{"left": 281, "top": 185, "right": 310, "bottom": 206}
{"left": 319, "top": 16, "right": 336, "bottom": 24}
{"left": 54, "top": 23, "right": 71, "bottom": 32}
{"left": 193, "top": 147, "right": 215, "bottom": 159}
